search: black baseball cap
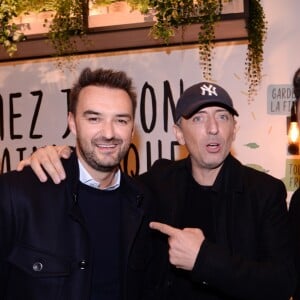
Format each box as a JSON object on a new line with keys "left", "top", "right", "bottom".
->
{"left": 175, "top": 82, "right": 239, "bottom": 122}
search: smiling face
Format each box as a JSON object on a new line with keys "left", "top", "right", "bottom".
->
{"left": 173, "top": 106, "right": 237, "bottom": 185}
{"left": 68, "top": 85, "right": 134, "bottom": 178}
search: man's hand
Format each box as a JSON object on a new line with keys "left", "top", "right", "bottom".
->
{"left": 150, "top": 221, "right": 205, "bottom": 270}
{"left": 16, "top": 145, "right": 72, "bottom": 184}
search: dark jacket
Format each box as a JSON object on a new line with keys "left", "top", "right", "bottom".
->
{"left": 0, "top": 151, "right": 155, "bottom": 300}
{"left": 139, "top": 154, "right": 296, "bottom": 300}
{"left": 288, "top": 188, "right": 300, "bottom": 300}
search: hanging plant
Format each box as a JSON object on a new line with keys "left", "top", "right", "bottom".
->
{"left": 0, "top": 0, "right": 25, "bottom": 57}
{"left": 197, "top": 0, "right": 222, "bottom": 80}
{"left": 126, "top": 0, "right": 149, "bottom": 13}
{"left": 0, "top": 0, "right": 267, "bottom": 92}
{"left": 141, "top": 0, "right": 222, "bottom": 81}
{"left": 245, "top": 0, "right": 267, "bottom": 101}
{"left": 46, "top": 0, "right": 88, "bottom": 59}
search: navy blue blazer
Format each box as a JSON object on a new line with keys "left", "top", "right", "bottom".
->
{"left": 0, "top": 152, "right": 155, "bottom": 300}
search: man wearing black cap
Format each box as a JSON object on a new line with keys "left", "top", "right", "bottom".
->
{"left": 19, "top": 81, "right": 296, "bottom": 300}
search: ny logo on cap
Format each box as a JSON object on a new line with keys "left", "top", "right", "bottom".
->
{"left": 200, "top": 84, "right": 218, "bottom": 97}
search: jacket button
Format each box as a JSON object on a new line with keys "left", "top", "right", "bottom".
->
{"left": 32, "top": 262, "right": 43, "bottom": 272}
{"left": 78, "top": 260, "right": 88, "bottom": 270}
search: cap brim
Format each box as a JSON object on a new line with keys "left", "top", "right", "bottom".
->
{"left": 182, "top": 101, "right": 239, "bottom": 119}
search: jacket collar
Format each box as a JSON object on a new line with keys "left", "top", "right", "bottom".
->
{"left": 184, "top": 153, "right": 244, "bottom": 193}
{"left": 174, "top": 154, "right": 244, "bottom": 249}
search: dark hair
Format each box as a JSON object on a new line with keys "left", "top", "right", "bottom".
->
{"left": 69, "top": 67, "right": 137, "bottom": 117}
{"left": 293, "top": 67, "right": 300, "bottom": 101}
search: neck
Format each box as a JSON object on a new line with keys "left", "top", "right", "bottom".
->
{"left": 78, "top": 157, "right": 119, "bottom": 190}
{"left": 191, "top": 164, "right": 222, "bottom": 186}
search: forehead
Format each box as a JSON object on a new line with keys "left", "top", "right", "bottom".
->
{"left": 192, "top": 106, "right": 231, "bottom": 115}
{"left": 77, "top": 85, "right": 133, "bottom": 113}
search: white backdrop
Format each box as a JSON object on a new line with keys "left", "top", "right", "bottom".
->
{"left": 0, "top": 0, "right": 300, "bottom": 202}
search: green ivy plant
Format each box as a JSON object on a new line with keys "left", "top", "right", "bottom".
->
{"left": 45, "top": 0, "right": 88, "bottom": 59}
{"left": 0, "top": 0, "right": 88, "bottom": 60}
{"left": 135, "top": 0, "right": 267, "bottom": 99}
{"left": 0, "top": 0, "right": 25, "bottom": 57}
{"left": 245, "top": 0, "right": 267, "bottom": 101}
{"left": 138, "top": 0, "right": 222, "bottom": 81}
{"left": 0, "top": 0, "right": 267, "bottom": 97}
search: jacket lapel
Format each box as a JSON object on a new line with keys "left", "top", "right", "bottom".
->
{"left": 119, "top": 175, "right": 145, "bottom": 297}
{"left": 213, "top": 154, "right": 244, "bottom": 251}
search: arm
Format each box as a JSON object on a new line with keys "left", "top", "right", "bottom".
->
{"left": 150, "top": 222, "right": 205, "bottom": 270}
{"left": 192, "top": 181, "right": 296, "bottom": 300}
{"left": 16, "top": 145, "right": 72, "bottom": 184}
{"left": 288, "top": 190, "right": 300, "bottom": 300}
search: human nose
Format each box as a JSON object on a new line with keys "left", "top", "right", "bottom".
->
{"left": 206, "top": 116, "right": 218, "bottom": 135}
{"left": 101, "top": 120, "right": 115, "bottom": 138}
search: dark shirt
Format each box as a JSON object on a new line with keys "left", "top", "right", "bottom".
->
{"left": 169, "top": 172, "right": 217, "bottom": 300}
{"left": 78, "top": 182, "right": 121, "bottom": 300}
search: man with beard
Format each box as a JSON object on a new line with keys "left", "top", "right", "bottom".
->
{"left": 20, "top": 81, "right": 297, "bottom": 300}
{"left": 0, "top": 67, "right": 155, "bottom": 300}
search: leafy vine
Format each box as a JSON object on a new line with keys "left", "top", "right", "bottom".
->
{"left": 245, "top": 0, "right": 267, "bottom": 101}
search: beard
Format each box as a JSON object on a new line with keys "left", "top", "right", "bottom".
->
{"left": 76, "top": 136, "right": 129, "bottom": 173}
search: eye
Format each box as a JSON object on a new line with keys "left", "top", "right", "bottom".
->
{"left": 217, "top": 113, "right": 229, "bottom": 121}
{"left": 87, "top": 116, "right": 100, "bottom": 123}
{"left": 116, "top": 118, "right": 129, "bottom": 125}
{"left": 191, "top": 114, "right": 205, "bottom": 123}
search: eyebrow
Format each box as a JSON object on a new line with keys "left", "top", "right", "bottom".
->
{"left": 197, "top": 108, "right": 229, "bottom": 113}
{"left": 83, "top": 110, "right": 132, "bottom": 119}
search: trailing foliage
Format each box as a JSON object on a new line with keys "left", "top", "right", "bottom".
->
{"left": 245, "top": 0, "right": 267, "bottom": 101}
{"left": 0, "top": 0, "right": 24, "bottom": 56}
{"left": 140, "top": 0, "right": 222, "bottom": 80}
{"left": 46, "top": 0, "right": 87, "bottom": 57}
{"left": 0, "top": 0, "right": 267, "bottom": 96}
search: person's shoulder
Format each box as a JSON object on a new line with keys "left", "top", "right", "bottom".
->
{"left": 137, "top": 158, "right": 188, "bottom": 189}
{"left": 237, "top": 163, "right": 286, "bottom": 200}
{"left": 242, "top": 163, "right": 283, "bottom": 184}
{"left": 0, "top": 166, "right": 34, "bottom": 181}
{"left": 228, "top": 155, "right": 285, "bottom": 191}
{"left": 0, "top": 167, "right": 44, "bottom": 194}
{"left": 289, "top": 188, "right": 300, "bottom": 210}
{"left": 150, "top": 157, "right": 186, "bottom": 172}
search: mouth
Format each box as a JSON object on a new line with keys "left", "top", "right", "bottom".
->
{"left": 97, "top": 144, "right": 117, "bottom": 148}
{"left": 94, "top": 142, "right": 119, "bottom": 153}
{"left": 206, "top": 142, "right": 220, "bottom": 152}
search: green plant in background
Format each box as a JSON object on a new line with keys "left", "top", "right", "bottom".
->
{"left": 246, "top": 0, "right": 267, "bottom": 101}
{"left": 142, "top": 0, "right": 222, "bottom": 80}
{"left": 196, "top": 0, "right": 222, "bottom": 81}
{"left": 0, "top": 0, "right": 267, "bottom": 96}
{"left": 46, "top": 0, "right": 88, "bottom": 58}
{"left": 0, "top": 0, "right": 88, "bottom": 58}
{"left": 126, "top": 0, "right": 149, "bottom": 13}
{"left": 0, "top": 0, "right": 25, "bottom": 57}
{"left": 143, "top": 0, "right": 267, "bottom": 98}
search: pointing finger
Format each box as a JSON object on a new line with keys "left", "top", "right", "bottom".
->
{"left": 149, "top": 221, "right": 180, "bottom": 237}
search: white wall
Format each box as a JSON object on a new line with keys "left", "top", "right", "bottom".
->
{"left": 0, "top": 0, "right": 299, "bottom": 201}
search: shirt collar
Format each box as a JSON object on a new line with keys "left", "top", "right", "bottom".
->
{"left": 78, "top": 159, "right": 121, "bottom": 190}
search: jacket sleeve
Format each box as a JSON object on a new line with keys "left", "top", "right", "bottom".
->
{"left": 288, "top": 189, "right": 300, "bottom": 300}
{"left": 191, "top": 179, "right": 296, "bottom": 300}
{"left": 0, "top": 173, "right": 15, "bottom": 298}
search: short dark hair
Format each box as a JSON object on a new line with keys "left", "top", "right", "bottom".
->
{"left": 293, "top": 67, "right": 300, "bottom": 101}
{"left": 69, "top": 67, "right": 137, "bottom": 117}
